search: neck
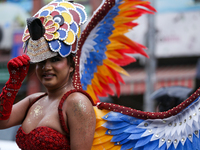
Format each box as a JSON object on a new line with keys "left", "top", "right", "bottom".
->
{"left": 46, "top": 81, "right": 74, "bottom": 101}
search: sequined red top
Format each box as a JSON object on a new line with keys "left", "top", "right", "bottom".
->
{"left": 16, "top": 89, "right": 94, "bottom": 150}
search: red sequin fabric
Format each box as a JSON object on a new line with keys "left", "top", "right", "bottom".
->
{"left": 16, "top": 126, "right": 70, "bottom": 150}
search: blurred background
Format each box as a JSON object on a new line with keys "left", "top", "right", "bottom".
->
{"left": 0, "top": 0, "right": 200, "bottom": 145}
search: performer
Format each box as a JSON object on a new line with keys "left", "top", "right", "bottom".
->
{"left": 2, "top": 0, "right": 199, "bottom": 150}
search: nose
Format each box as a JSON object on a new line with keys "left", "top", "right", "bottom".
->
{"left": 42, "top": 60, "right": 52, "bottom": 70}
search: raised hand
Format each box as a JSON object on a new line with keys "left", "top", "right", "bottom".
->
{"left": 0, "top": 55, "right": 30, "bottom": 120}
{"left": 7, "top": 55, "right": 30, "bottom": 87}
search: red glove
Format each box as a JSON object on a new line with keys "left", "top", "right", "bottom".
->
{"left": 0, "top": 55, "right": 30, "bottom": 120}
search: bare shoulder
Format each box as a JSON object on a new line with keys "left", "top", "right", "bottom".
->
{"left": 66, "top": 92, "right": 93, "bottom": 106}
{"left": 63, "top": 91, "right": 94, "bottom": 114}
{"left": 65, "top": 92, "right": 96, "bottom": 149}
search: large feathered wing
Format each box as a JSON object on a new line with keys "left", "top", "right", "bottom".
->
{"left": 92, "top": 88, "right": 200, "bottom": 150}
{"left": 73, "top": 0, "right": 156, "bottom": 104}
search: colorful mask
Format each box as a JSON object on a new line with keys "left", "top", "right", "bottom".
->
{"left": 22, "top": 0, "right": 87, "bottom": 63}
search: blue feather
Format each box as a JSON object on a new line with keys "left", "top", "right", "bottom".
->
{"left": 128, "top": 132, "right": 144, "bottom": 140}
{"left": 103, "top": 112, "right": 126, "bottom": 121}
{"left": 167, "top": 144, "right": 176, "bottom": 150}
{"left": 134, "top": 135, "right": 152, "bottom": 148}
{"left": 175, "top": 142, "right": 184, "bottom": 150}
{"left": 80, "top": 0, "right": 121, "bottom": 90}
{"left": 154, "top": 143, "right": 167, "bottom": 150}
{"left": 81, "top": 80, "right": 88, "bottom": 90}
{"left": 84, "top": 60, "right": 96, "bottom": 75}
{"left": 102, "top": 112, "right": 123, "bottom": 121}
{"left": 94, "top": 36, "right": 110, "bottom": 47}
{"left": 111, "top": 133, "right": 130, "bottom": 142}
{"left": 184, "top": 138, "right": 193, "bottom": 150}
{"left": 120, "top": 115, "right": 143, "bottom": 124}
{"left": 143, "top": 140, "right": 159, "bottom": 150}
{"left": 103, "top": 121, "right": 130, "bottom": 130}
{"left": 120, "top": 140, "right": 137, "bottom": 150}
{"left": 105, "top": 126, "right": 129, "bottom": 135}
{"left": 192, "top": 132, "right": 200, "bottom": 149}
{"left": 124, "top": 125, "right": 146, "bottom": 134}
{"left": 120, "top": 138, "right": 132, "bottom": 145}
{"left": 90, "top": 46, "right": 106, "bottom": 63}
{"left": 82, "top": 74, "right": 92, "bottom": 84}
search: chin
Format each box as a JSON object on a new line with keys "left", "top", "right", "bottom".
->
{"left": 43, "top": 81, "right": 57, "bottom": 89}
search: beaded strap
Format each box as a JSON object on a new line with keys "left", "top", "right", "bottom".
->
{"left": 97, "top": 87, "right": 200, "bottom": 120}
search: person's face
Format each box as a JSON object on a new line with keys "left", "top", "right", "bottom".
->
{"left": 35, "top": 55, "right": 74, "bottom": 90}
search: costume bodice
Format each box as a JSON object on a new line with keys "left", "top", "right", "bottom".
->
{"left": 16, "top": 126, "right": 70, "bottom": 150}
{"left": 16, "top": 89, "right": 94, "bottom": 150}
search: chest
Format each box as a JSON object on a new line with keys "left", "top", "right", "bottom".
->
{"left": 22, "top": 99, "right": 68, "bottom": 135}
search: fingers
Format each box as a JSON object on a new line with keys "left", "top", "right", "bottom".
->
{"left": 8, "top": 58, "right": 21, "bottom": 68}
{"left": 8, "top": 55, "right": 30, "bottom": 68}
{"left": 22, "top": 55, "right": 30, "bottom": 62}
{"left": 18, "top": 55, "right": 30, "bottom": 66}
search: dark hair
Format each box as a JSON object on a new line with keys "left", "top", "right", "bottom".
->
{"left": 66, "top": 53, "right": 75, "bottom": 79}
{"left": 155, "top": 95, "right": 182, "bottom": 112}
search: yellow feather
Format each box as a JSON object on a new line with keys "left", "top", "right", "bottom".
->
{"left": 105, "top": 51, "right": 123, "bottom": 59}
{"left": 93, "top": 135, "right": 113, "bottom": 145}
{"left": 96, "top": 120, "right": 107, "bottom": 129}
{"left": 94, "top": 127, "right": 107, "bottom": 138}
{"left": 112, "top": 28, "right": 130, "bottom": 35}
{"left": 94, "top": 106, "right": 110, "bottom": 120}
{"left": 118, "top": 12, "right": 138, "bottom": 21}
{"left": 114, "top": 34, "right": 138, "bottom": 48}
{"left": 111, "top": 29, "right": 127, "bottom": 36}
{"left": 92, "top": 142, "right": 116, "bottom": 150}
{"left": 107, "top": 41, "right": 128, "bottom": 50}
{"left": 114, "top": 17, "right": 138, "bottom": 26}
{"left": 97, "top": 65, "right": 116, "bottom": 82}
{"left": 103, "top": 59, "right": 129, "bottom": 76}
{"left": 110, "top": 145, "right": 123, "bottom": 150}
{"left": 115, "top": 24, "right": 135, "bottom": 30}
{"left": 92, "top": 74, "right": 101, "bottom": 87}
{"left": 95, "top": 73, "right": 108, "bottom": 84}
{"left": 86, "top": 84, "right": 97, "bottom": 103}
{"left": 110, "top": 35, "right": 132, "bottom": 48}
{"left": 118, "top": 7, "right": 138, "bottom": 15}
{"left": 92, "top": 75, "right": 103, "bottom": 92}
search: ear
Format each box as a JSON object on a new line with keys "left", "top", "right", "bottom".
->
{"left": 69, "top": 67, "right": 74, "bottom": 73}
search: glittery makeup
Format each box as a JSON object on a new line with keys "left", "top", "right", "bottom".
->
{"left": 33, "top": 105, "right": 43, "bottom": 118}
{"left": 45, "top": 114, "right": 51, "bottom": 124}
{"left": 71, "top": 99, "right": 95, "bottom": 138}
{"left": 78, "top": 100, "right": 86, "bottom": 112}
{"left": 27, "top": 118, "right": 31, "bottom": 124}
